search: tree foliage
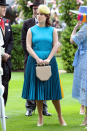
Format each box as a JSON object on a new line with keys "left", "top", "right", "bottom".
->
{"left": 11, "top": 24, "right": 24, "bottom": 71}
{"left": 59, "top": 0, "right": 87, "bottom": 72}
{"left": 17, "top": 0, "right": 33, "bottom": 19}
{"left": 59, "top": 0, "right": 77, "bottom": 26}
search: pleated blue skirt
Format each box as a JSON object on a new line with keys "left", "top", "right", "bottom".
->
{"left": 22, "top": 56, "right": 62, "bottom": 100}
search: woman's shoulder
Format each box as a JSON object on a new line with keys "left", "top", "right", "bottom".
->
{"left": 29, "top": 25, "right": 38, "bottom": 33}
{"left": 30, "top": 25, "right": 37, "bottom": 30}
{"left": 47, "top": 26, "right": 55, "bottom": 32}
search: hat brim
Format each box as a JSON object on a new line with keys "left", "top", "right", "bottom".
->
{"left": 70, "top": 10, "right": 87, "bottom": 15}
{"left": 30, "top": 3, "right": 41, "bottom": 7}
{"left": 0, "top": 3, "right": 9, "bottom": 6}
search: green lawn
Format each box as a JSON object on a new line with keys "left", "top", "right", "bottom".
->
{"left": 56, "top": 57, "right": 64, "bottom": 70}
{"left": 0, "top": 72, "right": 86, "bottom": 131}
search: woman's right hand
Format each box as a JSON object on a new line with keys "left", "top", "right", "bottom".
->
{"left": 70, "top": 21, "right": 82, "bottom": 44}
{"left": 2, "top": 53, "right": 11, "bottom": 62}
{"left": 36, "top": 58, "right": 44, "bottom": 65}
{"left": 75, "top": 21, "right": 82, "bottom": 29}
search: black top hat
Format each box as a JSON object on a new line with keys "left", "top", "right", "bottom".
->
{"left": 0, "top": 0, "right": 9, "bottom": 6}
{"left": 30, "top": 0, "right": 42, "bottom": 7}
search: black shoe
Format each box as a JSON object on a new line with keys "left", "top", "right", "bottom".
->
{"left": 43, "top": 111, "right": 52, "bottom": 116}
{"left": 0, "top": 115, "right": 8, "bottom": 119}
{"left": 25, "top": 110, "right": 32, "bottom": 116}
{"left": 5, "top": 115, "right": 8, "bottom": 119}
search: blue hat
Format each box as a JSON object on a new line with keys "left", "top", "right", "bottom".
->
{"left": 70, "top": 6, "right": 87, "bottom": 15}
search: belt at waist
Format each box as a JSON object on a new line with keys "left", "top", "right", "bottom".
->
{"left": 73, "top": 49, "right": 87, "bottom": 67}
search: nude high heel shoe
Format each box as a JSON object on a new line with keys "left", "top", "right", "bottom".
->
{"left": 80, "top": 117, "right": 87, "bottom": 126}
{"left": 37, "top": 119, "right": 43, "bottom": 127}
{"left": 58, "top": 116, "right": 67, "bottom": 126}
{"left": 37, "top": 122, "right": 43, "bottom": 126}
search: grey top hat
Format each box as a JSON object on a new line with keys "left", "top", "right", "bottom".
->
{"left": 70, "top": 6, "right": 87, "bottom": 15}
{"left": 0, "top": 0, "right": 9, "bottom": 6}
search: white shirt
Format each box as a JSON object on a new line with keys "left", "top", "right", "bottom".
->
{"left": 0, "top": 28, "right": 4, "bottom": 46}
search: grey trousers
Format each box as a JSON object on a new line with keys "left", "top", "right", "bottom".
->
{"left": 26, "top": 100, "right": 48, "bottom": 112}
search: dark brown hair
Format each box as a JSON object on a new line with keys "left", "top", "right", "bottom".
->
{"left": 45, "top": 14, "right": 51, "bottom": 26}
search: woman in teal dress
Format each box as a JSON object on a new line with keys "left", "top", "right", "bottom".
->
{"left": 22, "top": 5, "right": 66, "bottom": 126}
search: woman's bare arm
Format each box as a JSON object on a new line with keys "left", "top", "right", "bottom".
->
{"left": 44, "top": 28, "right": 60, "bottom": 64}
{"left": 26, "top": 29, "right": 44, "bottom": 64}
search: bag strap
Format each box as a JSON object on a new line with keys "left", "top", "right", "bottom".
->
{"left": 36, "top": 63, "right": 50, "bottom": 66}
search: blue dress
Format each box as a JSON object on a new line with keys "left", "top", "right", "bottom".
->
{"left": 72, "top": 23, "right": 87, "bottom": 106}
{"left": 22, "top": 25, "right": 62, "bottom": 100}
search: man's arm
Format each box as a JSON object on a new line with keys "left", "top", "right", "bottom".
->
{"left": 2, "top": 22, "right": 13, "bottom": 62}
{"left": 6, "top": 23, "right": 13, "bottom": 55}
{"left": 21, "top": 21, "right": 28, "bottom": 55}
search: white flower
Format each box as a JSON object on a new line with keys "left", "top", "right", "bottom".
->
{"left": 27, "top": 1, "right": 33, "bottom": 7}
{"left": 76, "top": 0, "right": 84, "bottom": 5}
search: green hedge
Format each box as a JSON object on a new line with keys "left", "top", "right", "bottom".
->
{"left": 59, "top": 0, "right": 87, "bottom": 72}
{"left": 17, "top": 0, "right": 33, "bottom": 19}
{"left": 60, "top": 26, "right": 77, "bottom": 72}
{"left": 11, "top": 24, "right": 24, "bottom": 71}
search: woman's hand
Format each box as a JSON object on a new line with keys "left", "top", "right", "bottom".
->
{"left": 36, "top": 58, "right": 44, "bottom": 65}
{"left": 75, "top": 21, "right": 82, "bottom": 29}
{"left": 43, "top": 58, "right": 50, "bottom": 65}
{"left": 2, "top": 53, "right": 11, "bottom": 62}
{"left": 70, "top": 21, "right": 82, "bottom": 44}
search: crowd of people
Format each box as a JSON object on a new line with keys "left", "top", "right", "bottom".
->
{"left": 0, "top": 0, "right": 87, "bottom": 128}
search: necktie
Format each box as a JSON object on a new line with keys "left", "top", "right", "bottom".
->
{"left": 0, "top": 18, "right": 5, "bottom": 31}
{"left": 35, "top": 18, "right": 38, "bottom": 24}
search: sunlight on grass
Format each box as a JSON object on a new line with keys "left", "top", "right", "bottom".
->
{"left": 56, "top": 57, "right": 64, "bottom": 70}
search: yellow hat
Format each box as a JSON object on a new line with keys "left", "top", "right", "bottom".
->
{"left": 38, "top": 5, "right": 50, "bottom": 15}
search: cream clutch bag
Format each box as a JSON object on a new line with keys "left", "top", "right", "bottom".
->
{"left": 36, "top": 65, "right": 52, "bottom": 81}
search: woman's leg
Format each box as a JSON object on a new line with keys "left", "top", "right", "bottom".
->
{"left": 86, "top": 107, "right": 87, "bottom": 118}
{"left": 52, "top": 100, "right": 67, "bottom": 126}
{"left": 80, "top": 105, "right": 85, "bottom": 115}
{"left": 36, "top": 100, "right": 43, "bottom": 126}
{"left": 81, "top": 106, "right": 87, "bottom": 126}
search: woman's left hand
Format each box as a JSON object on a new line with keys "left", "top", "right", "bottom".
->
{"left": 43, "top": 58, "right": 50, "bottom": 65}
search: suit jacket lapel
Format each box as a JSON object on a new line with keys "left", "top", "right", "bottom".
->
{"left": 4, "top": 19, "right": 9, "bottom": 40}
{"left": 0, "top": 27, "right": 4, "bottom": 46}
{"left": 1, "top": 18, "right": 5, "bottom": 37}
{"left": 0, "top": 27, "right": 5, "bottom": 40}
{"left": 32, "top": 18, "right": 36, "bottom": 25}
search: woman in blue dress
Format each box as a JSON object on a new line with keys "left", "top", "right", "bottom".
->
{"left": 22, "top": 5, "right": 66, "bottom": 126}
{"left": 70, "top": 6, "right": 87, "bottom": 126}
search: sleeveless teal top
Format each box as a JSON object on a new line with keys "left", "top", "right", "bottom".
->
{"left": 30, "top": 25, "right": 54, "bottom": 59}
